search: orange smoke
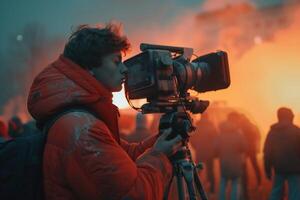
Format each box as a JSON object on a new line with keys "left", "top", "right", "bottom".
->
{"left": 3, "top": 2, "right": 299, "bottom": 136}
{"left": 113, "top": 1, "right": 300, "bottom": 138}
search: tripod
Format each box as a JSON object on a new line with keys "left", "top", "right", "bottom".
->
{"left": 159, "top": 111, "right": 208, "bottom": 200}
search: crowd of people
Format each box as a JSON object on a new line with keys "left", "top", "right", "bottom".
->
{"left": 119, "top": 107, "right": 300, "bottom": 200}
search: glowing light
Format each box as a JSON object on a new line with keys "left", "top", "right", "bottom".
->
{"left": 262, "top": 69, "right": 300, "bottom": 113}
{"left": 113, "top": 88, "right": 130, "bottom": 109}
{"left": 254, "top": 35, "right": 262, "bottom": 44}
{"left": 16, "top": 34, "right": 23, "bottom": 41}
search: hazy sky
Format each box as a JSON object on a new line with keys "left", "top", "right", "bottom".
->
{"left": 0, "top": 0, "right": 283, "bottom": 54}
{"left": 0, "top": 0, "right": 203, "bottom": 52}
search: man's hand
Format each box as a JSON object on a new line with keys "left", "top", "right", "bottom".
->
{"left": 152, "top": 128, "right": 182, "bottom": 157}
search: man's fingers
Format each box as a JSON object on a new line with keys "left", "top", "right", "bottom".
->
{"left": 159, "top": 128, "right": 172, "bottom": 139}
{"left": 172, "top": 141, "right": 183, "bottom": 151}
{"left": 153, "top": 130, "right": 183, "bottom": 156}
{"left": 169, "top": 134, "right": 182, "bottom": 143}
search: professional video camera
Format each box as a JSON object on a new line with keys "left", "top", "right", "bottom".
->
{"left": 124, "top": 43, "right": 230, "bottom": 137}
{"left": 124, "top": 43, "right": 231, "bottom": 200}
{"left": 124, "top": 43, "right": 230, "bottom": 113}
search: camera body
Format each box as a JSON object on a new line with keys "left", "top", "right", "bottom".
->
{"left": 124, "top": 43, "right": 230, "bottom": 114}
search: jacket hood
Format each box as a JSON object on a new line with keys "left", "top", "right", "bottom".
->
{"left": 27, "top": 55, "right": 120, "bottom": 141}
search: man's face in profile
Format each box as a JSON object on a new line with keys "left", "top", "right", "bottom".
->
{"left": 91, "top": 51, "right": 128, "bottom": 92}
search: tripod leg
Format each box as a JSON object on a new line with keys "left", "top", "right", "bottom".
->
{"left": 176, "top": 170, "right": 186, "bottom": 200}
{"left": 193, "top": 168, "right": 208, "bottom": 200}
{"left": 181, "top": 162, "right": 198, "bottom": 200}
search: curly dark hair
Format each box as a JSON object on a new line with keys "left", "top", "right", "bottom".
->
{"left": 63, "top": 23, "right": 130, "bottom": 69}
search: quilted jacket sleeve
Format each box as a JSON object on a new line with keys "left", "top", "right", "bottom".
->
{"left": 120, "top": 135, "right": 158, "bottom": 161}
{"left": 63, "top": 119, "right": 172, "bottom": 200}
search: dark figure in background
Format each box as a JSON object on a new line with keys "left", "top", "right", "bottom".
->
{"left": 238, "top": 114, "right": 262, "bottom": 200}
{"left": 0, "top": 120, "right": 8, "bottom": 142}
{"left": 190, "top": 112, "right": 218, "bottom": 194}
{"left": 124, "top": 113, "right": 152, "bottom": 143}
{"left": 216, "top": 112, "right": 247, "bottom": 200}
{"left": 27, "top": 23, "right": 182, "bottom": 200}
{"left": 8, "top": 116, "right": 24, "bottom": 138}
{"left": 23, "top": 120, "right": 40, "bottom": 136}
{"left": 264, "top": 107, "right": 300, "bottom": 200}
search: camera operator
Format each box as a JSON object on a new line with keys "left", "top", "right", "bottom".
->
{"left": 27, "top": 23, "right": 182, "bottom": 200}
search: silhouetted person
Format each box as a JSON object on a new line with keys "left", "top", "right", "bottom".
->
{"left": 190, "top": 112, "right": 218, "bottom": 193}
{"left": 216, "top": 112, "right": 247, "bottom": 200}
{"left": 124, "top": 113, "right": 152, "bottom": 143}
{"left": 264, "top": 107, "right": 300, "bottom": 200}
{"left": 0, "top": 119, "right": 8, "bottom": 142}
{"left": 23, "top": 120, "right": 40, "bottom": 136}
{"left": 8, "top": 116, "right": 24, "bottom": 138}
{"left": 238, "top": 113, "right": 262, "bottom": 199}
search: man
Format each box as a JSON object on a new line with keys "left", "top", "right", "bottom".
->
{"left": 0, "top": 119, "right": 8, "bottom": 142}
{"left": 237, "top": 114, "right": 261, "bottom": 200}
{"left": 216, "top": 112, "right": 247, "bottom": 200}
{"left": 264, "top": 107, "right": 300, "bottom": 200}
{"left": 27, "top": 23, "right": 182, "bottom": 200}
{"left": 8, "top": 116, "right": 24, "bottom": 138}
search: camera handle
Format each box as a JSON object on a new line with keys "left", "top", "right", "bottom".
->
{"left": 159, "top": 111, "right": 208, "bottom": 200}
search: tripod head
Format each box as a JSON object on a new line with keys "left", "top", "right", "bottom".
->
{"left": 158, "top": 100, "right": 208, "bottom": 141}
{"left": 159, "top": 105, "right": 209, "bottom": 200}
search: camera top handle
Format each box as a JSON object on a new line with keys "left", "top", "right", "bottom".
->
{"left": 140, "top": 43, "right": 194, "bottom": 60}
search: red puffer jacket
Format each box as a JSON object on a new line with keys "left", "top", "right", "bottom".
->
{"left": 27, "top": 55, "right": 172, "bottom": 200}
